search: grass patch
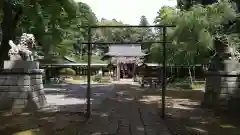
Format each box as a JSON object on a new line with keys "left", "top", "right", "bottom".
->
{"left": 99, "top": 76, "right": 111, "bottom": 83}
{"left": 168, "top": 78, "right": 205, "bottom": 90}
{"left": 92, "top": 74, "right": 111, "bottom": 83}
{"left": 63, "top": 75, "right": 111, "bottom": 84}
{"left": 64, "top": 79, "right": 85, "bottom": 84}
{"left": 190, "top": 82, "right": 203, "bottom": 89}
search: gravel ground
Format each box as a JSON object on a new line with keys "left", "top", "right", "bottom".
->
{"left": 142, "top": 89, "right": 240, "bottom": 135}
{"left": 43, "top": 83, "right": 114, "bottom": 112}
{"left": 0, "top": 83, "right": 115, "bottom": 135}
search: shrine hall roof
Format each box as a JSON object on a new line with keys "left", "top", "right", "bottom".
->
{"left": 105, "top": 44, "right": 145, "bottom": 57}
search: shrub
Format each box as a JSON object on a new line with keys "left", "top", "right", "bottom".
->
{"left": 190, "top": 83, "right": 203, "bottom": 89}
{"left": 100, "top": 76, "right": 111, "bottom": 83}
{"left": 59, "top": 68, "right": 76, "bottom": 76}
{"left": 92, "top": 74, "right": 102, "bottom": 82}
{"left": 73, "top": 76, "right": 86, "bottom": 80}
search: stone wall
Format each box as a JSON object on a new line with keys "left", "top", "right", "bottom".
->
{"left": 0, "top": 69, "right": 46, "bottom": 113}
{"left": 203, "top": 71, "right": 240, "bottom": 110}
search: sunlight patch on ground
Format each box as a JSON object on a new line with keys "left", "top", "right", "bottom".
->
{"left": 168, "top": 103, "right": 195, "bottom": 110}
{"left": 116, "top": 91, "right": 129, "bottom": 96}
{"left": 186, "top": 126, "right": 208, "bottom": 135}
{"left": 13, "top": 128, "right": 42, "bottom": 135}
{"left": 136, "top": 126, "right": 145, "bottom": 131}
{"left": 122, "top": 97, "right": 134, "bottom": 101}
{"left": 199, "top": 121, "right": 208, "bottom": 124}
{"left": 45, "top": 95, "right": 87, "bottom": 105}
{"left": 220, "top": 124, "right": 237, "bottom": 129}
{"left": 139, "top": 95, "right": 161, "bottom": 103}
{"left": 91, "top": 132, "right": 102, "bottom": 135}
{"left": 100, "top": 113, "right": 109, "bottom": 117}
{"left": 138, "top": 93, "right": 200, "bottom": 110}
{"left": 64, "top": 79, "right": 102, "bottom": 84}
{"left": 64, "top": 79, "right": 85, "bottom": 84}
{"left": 166, "top": 98, "right": 200, "bottom": 110}
{"left": 190, "top": 116, "right": 203, "bottom": 120}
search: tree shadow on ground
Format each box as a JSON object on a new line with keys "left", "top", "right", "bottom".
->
{"left": 0, "top": 83, "right": 114, "bottom": 135}
{"left": 0, "top": 111, "right": 87, "bottom": 135}
{"left": 135, "top": 87, "right": 240, "bottom": 135}
{"left": 79, "top": 84, "right": 171, "bottom": 135}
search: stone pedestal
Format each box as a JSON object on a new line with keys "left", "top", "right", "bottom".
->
{"left": 0, "top": 60, "right": 46, "bottom": 113}
{"left": 203, "top": 59, "right": 240, "bottom": 111}
{"left": 4, "top": 60, "right": 39, "bottom": 69}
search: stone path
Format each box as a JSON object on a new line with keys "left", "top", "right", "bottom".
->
{"left": 78, "top": 84, "right": 171, "bottom": 135}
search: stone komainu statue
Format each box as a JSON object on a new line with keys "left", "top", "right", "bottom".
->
{"left": 8, "top": 33, "right": 36, "bottom": 61}
{"left": 214, "top": 35, "right": 240, "bottom": 61}
{"left": 207, "top": 35, "right": 240, "bottom": 71}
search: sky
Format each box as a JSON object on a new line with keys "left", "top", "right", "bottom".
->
{"left": 75, "top": 0, "right": 177, "bottom": 25}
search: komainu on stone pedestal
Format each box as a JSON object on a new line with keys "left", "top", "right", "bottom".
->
{"left": 0, "top": 33, "right": 47, "bottom": 114}
{"left": 202, "top": 35, "right": 240, "bottom": 111}
{"left": 8, "top": 33, "right": 37, "bottom": 61}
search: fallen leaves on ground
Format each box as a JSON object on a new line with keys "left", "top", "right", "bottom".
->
{"left": 141, "top": 89, "right": 240, "bottom": 135}
{"left": 0, "top": 112, "right": 86, "bottom": 135}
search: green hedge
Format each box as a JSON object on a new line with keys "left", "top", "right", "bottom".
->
{"left": 92, "top": 74, "right": 102, "bottom": 82}
{"left": 59, "top": 68, "right": 76, "bottom": 76}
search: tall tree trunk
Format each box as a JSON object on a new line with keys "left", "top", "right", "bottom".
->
{"left": 187, "top": 61, "right": 193, "bottom": 85}
{"left": 188, "top": 66, "right": 193, "bottom": 84}
{"left": 0, "top": 0, "right": 13, "bottom": 68}
{"left": 0, "top": 1, "right": 22, "bottom": 68}
{"left": 81, "top": 44, "right": 84, "bottom": 60}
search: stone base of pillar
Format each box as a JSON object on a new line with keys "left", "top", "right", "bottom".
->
{"left": 203, "top": 71, "right": 240, "bottom": 111}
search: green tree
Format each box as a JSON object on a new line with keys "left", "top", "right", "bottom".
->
{"left": 139, "top": 15, "right": 149, "bottom": 26}
{"left": 67, "top": 2, "right": 97, "bottom": 60}
{"left": 139, "top": 15, "right": 154, "bottom": 62}
{"left": 177, "top": 0, "right": 217, "bottom": 10}
{"left": 153, "top": 1, "right": 237, "bottom": 83}
{"left": 0, "top": 0, "right": 78, "bottom": 66}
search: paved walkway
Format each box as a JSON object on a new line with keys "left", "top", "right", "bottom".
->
{"left": 78, "top": 83, "right": 171, "bottom": 135}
